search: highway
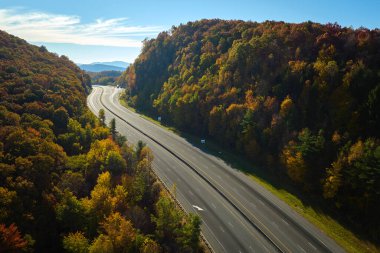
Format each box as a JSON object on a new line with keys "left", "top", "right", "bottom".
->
{"left": 87, "top": 86, "right": 345, "bottom": 253}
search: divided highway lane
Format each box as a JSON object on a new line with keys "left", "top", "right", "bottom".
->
{"left": 88, "top": 87, "right": 278, "bottom": 252}
{"left": 88, "top": 86, "right": 345, "bottom": 253}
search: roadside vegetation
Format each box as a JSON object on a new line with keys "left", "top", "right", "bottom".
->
{"left": 118, "top": 19, "right": 380, "bottom": 252}
{"left": 0, "top": 30, "right": 202, "bottom": 252}
{"left": 87, "top": 70, "right": 122, "bottom": 86}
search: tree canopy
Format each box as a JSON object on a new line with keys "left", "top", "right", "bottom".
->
{"left": 0, "top": 30, "right": 201, "bottom": 252}
{"left": 120, "top": 19, "right": 380, "bottom": 242}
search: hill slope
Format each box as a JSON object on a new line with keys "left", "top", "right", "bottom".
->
{"left": 0, "top": 29, "right": 91, "bottom": 251}
{"left": 93, "top": 61, "right": 130, "bottom": 68}
{"left": 79, "top": 62, "right": 127, "bottom": 72}
{"left": 0, "top": 30, "right": 201, "bottom": 252}
{"left": 87, "top": 70, "right": 122, "bottom": 86}
{"left": 120, "top": 19, "right": 380, "bottom": 243}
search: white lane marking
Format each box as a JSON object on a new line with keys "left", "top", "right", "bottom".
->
{"left": 250, "top": 203, "right": 257, "bottom": 209}
{"left": 232, "top": 187, "right": 240, "bottom": 195}
{"left": 97, "top": 87, "right": 284, "bottom": 253}
{"left": 228, "top": 221, "right": 234, "bottom": 228}
{"left": 281, "top": 218, "right": 289, "bottom": 226}
{"left": 308, "top": 242, "right": 317, "bottom": 250}
{"left": 217, "top": 175, "right": 222, "bottom": 180}
{"left": 192, "top": 205, "right": 204, "bottom": 211}
{"left": 211, "top": 203, "right": 216, "bottom": 209}
{"left": 318, "top": 239, "right": 328, "bottom": 249}
{"left": 297, "top": 244, "right": 306, "bottom": 253}
{"left": 188, "top": 190, "right": 194, "bottom": 196}
{"left": 271, "top": 221, "right": 279, "bottom": 229}
{"left": 219, "top": 226, "right": 225, "bottom": 233}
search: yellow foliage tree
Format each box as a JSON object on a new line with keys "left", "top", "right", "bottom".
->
{"left": 279, "top": 95, "right": 294, "bottom": 117}
{"left": 87, "top": 172, "right": 114, "bottom": 221}
{"left": 281, "top": 141, "right": 306, "bottom": 183}
{"left": 140, "top": 238, "right": 161, "bottom": 253}
{"left": 100, "top": 212, "right": 136, "bottom": 252}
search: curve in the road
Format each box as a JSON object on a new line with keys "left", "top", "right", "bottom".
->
{"left": 89, "top": 86, "right": 345, "bottom": 253}
{"left": 97, "top": 86, "right": 284, "bottom": 252}
{"left": 89, "top": 87, "right": 283, "bottom": 252}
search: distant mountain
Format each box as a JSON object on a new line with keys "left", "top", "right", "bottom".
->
{"left": 93, "top": 61, "right": 130, "bottom": 68}
{"left": 78, "top": 63, "right": 126, "bottom": 72}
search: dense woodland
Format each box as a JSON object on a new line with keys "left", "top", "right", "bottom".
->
{"left": 88, "top": 70, "right": 122, "bottom": 86}
{"left": 0, "top": 30, "right": 201, "bottom": 252}
{"left": 119, "top": 19, "right": 380, "bottom": 242}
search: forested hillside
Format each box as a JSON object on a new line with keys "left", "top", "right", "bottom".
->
{"left": 120, "top": 19, "right": 380, "bottom": 241}
{"left": 0, "top": 30, "right": 201, "bottom": 252}
{"left": 88, "top": 70, "right": 122, "bottom": 86}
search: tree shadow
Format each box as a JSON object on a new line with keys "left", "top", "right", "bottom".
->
{"left": 127, "top": 106, "right": 380, "bottom": 250}
{"left": 162, "top": 126, "right": 380, "bottom": 250}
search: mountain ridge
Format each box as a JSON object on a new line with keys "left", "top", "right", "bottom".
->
{"left": 78, "top": 61, "right": 129, "bottom": 72}
{"left": 93, "top": 61, "right": 130, "bottom": 68}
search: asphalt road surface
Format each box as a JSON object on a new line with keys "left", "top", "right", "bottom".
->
{"left": 87, "top": 86, "right": 345, "bottom": 253}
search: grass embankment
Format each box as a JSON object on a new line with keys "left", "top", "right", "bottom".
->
{"left": 119, "top": 96, "right": 379, "bottom": 253}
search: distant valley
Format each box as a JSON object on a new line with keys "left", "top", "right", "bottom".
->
{"left": 78, "top": 61, "right": 130, "bottom": 72}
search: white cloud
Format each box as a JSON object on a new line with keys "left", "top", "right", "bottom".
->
{"left": 0, "top": 8, "right": 162, "bottom": 47}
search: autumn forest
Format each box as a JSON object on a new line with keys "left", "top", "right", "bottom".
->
{"left": 119, "top": 19, "right": 380, "bottom": 244}
{"left": 0, "top": 16, "right": 380, "bottom": 252}
{"left": 0, "top": 30, "right": 201, "bottom": 252}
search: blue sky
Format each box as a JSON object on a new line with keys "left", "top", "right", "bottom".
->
{"left": 1, "top": 0, "right": 379, "bottom": 63}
